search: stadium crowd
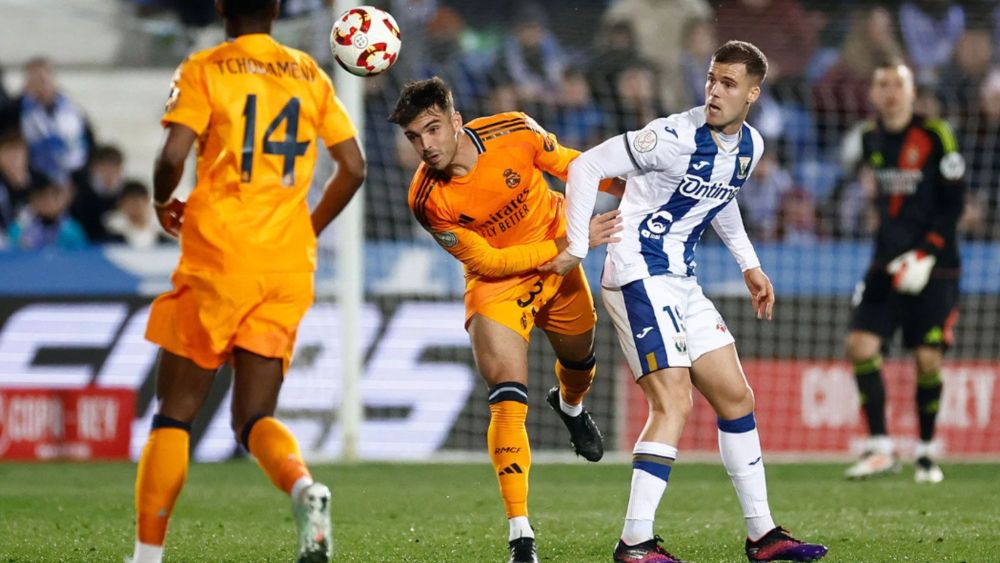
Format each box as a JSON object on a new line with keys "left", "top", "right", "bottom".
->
{"left": 1, "top": 0, "right": 998, "bottom": 249}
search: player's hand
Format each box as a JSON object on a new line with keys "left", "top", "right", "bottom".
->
{"left": 886, "top": 249, "right": 936, "bottom": 294}
{"left": 743, "top": 267, "right": 774, "bottom": 320}
{"left": 540, "top": 249, "right": 582, "bottom": 276}
{"left": 590, "top": 209, "right": 623, "bottom": 248}
{"left": 154, "top": 198, "right": 185, "bottom": 238}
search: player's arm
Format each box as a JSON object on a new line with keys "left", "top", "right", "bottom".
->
{"left": 443, "top": 227, "right": 563, "bottom": 278}
{"left": 311, "top": 66, "right": 368, "bottom": 235}
{"left": 311, "top": 137, "right": 366, "bottom": 235}
{"left": 152, "top": 123, "right": 197, "bottom": 236}
{"left": 712, "top": 200, "right": 773, "bottom": 320}
{"left": 152, "top": 58, "right": 210, "bottom": 237}
{"left": 542, "top": 122, "right": 678, "bottom": 275}
{"left": 921, "top": 121, "right": 966, "bottom": 257}
{"left": 526, "top": 114, "right": 624, "bottom": 193}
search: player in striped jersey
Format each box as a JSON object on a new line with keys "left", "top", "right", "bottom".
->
{"left": 545, "top": 41, "right": 828, "bottom": 562}
{"left": 390, "top": 77, "right": 623, "bottom": 563}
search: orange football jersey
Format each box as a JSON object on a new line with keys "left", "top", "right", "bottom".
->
{"left": 407, "top": 112, "right": 581, "bottom": 307}
{"left": 162, "top": 33, "right": 357, "bottom": 274}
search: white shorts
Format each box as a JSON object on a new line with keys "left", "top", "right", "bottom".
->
{"left": 602, "top": 275, "right": 735, "bottom": 379}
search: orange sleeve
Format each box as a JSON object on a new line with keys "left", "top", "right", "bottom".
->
{"left": 409, "top": 171, "right": 558, "bottom": 278}
{"left": 161, "top": 57, "right": 211, "bottom": 134}
{"left": 315, "top": 66, "right": 358, "bottom": 148}
{"left": 522, "top": 114, "right": 580, "bottom": 182}
{"left": 431, "top": 226, "right": 559, "bottom": 279}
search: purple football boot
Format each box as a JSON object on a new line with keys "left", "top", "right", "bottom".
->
{"left": 745, "top": 527, "right": 828, "bottom": 562}
{"left": 613, "top": 536, "right": 685, "bottom": 563}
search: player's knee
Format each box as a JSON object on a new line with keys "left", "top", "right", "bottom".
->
{"left": 647, "top": 387, "right": 692, "bottom": 421}
{"left": 914, "top": 347, "right": 943, "bottom": 376}
{"left": 846, "top": 332, "right": 879, "bottom": 362}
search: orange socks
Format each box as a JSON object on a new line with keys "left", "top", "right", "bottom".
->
{"left": 135, "top": 416, "right": 191, "bottom": 546}
{"left": 244, "top": 416, "right": 311, "bottom": 495}
{"left": 488, "top": 383, "right": 531, "bottom": 518}
{"left": 554, "top": 354, "right": 596, "bottom": 406}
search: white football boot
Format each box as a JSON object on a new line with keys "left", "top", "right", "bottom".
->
{"left": 846, "top": 436, "right": 900, "bottom": 479}
{"left": 293, "top": 482, "right": 332, "bottom": 563}
{"left": 914, "top": 442, "right": 944, "bottom": 483}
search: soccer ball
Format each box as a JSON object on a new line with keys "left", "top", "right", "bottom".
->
{"left": 330, "top": 6, "right": 401, "bottom": 77}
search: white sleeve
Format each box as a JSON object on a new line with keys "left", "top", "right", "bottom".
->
{"left": 622, "top": 118, "right": 684, "bottom": 171}
{"left": 565, "top": 134, "right": 642, "bottom": 258}
{"left": 711, "top": 200, "right": 761, "bottom": 272}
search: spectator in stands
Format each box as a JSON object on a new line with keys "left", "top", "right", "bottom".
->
{"left": 937, "top": 28, "right": 994, "bottom": 121}
{"left": 899, "top": 0, "right": 965, "bottom": 85}
{"left": 961, "top": 69, "right": 1000, "bottom": 239}
{"left": 833, "top": 166, "right": 879, "bottom": 240}
{"left": 776, "top": 187, "right": 820, "bottom": 244}
{"left": 500, "top": 3, "right": 566, "bottom": 103}
{"left": 0, "top": 131, "right": 33, "bottom": 238}
{"left": 70, "top": 144, "right": 125, "bottom": 243}
{"left": 588, "top": 20, "right": 641, "bottom": 109}
{"left": 715, "top": 0, "right": 823, "bottom": 95}
{"left": 679, "top": 18, "right": 717, "bottom": 108}
{"left": 813, "top": 7, "right": 902, "bottom": 142}
{"left": 915, "top": 86, "right": 944, "bottom": 120}
{"left": 104, "top": 181, "right": 171, "bottom": 248}
{"left": 13, "top": 58, "right": 93, "bottom": 184}
{"left": 7, "top": 177, "right": 86, "bottom": 250}
{"left": 602, "top": 62, "right": 664, "bottom": 137}
{"left": 737, "top": 151, "right": 794, "bottom": 241}
{"left": 548, "top": 67, "right": 606, "bottom": 150}
{"left": 602, "top": 0, "right": 711, "bottom": 110}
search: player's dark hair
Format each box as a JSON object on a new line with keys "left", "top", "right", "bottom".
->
{"left": 220, "top": 0, "right": 279, "bottom": 21}
{"left": 388, "top": 77, "right": 455, "bottom": 127}
{"left": 712, "top": 40, "right": 768, "bottom": 84}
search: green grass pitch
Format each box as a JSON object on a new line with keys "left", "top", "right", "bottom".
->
{"left": 1, "top": 461, "right": 997, "bottom": 561}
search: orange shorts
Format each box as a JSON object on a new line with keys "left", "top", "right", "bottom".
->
{"left": 469, "top": 265, "right": 597, "bottom": 341}
{"left": 145, "top": 269, "right": 314, "bottom": 371}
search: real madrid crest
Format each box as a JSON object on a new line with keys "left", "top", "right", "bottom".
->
{"left": 503, "top": 168, "right": 521, "bottom": 189}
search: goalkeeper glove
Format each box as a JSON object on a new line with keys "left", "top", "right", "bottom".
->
{"left": 886, "top": 249, "right": 936, "bottom": 294}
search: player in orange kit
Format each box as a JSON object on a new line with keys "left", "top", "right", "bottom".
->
{"left": 129, "top": 2, "right": 365, "bottom": 563}
{"left": 390, "top": 77, "right": 622, "bottom": 563}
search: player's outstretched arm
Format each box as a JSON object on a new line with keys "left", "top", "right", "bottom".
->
{"left": 711, "top": 200, "right": 772, "bottom": 319}
{"left": 311, "top": 137, "right": 367, "bottom": 236}
{"left": 152, "top": 123, "right": 197, "bottom": 237}
{"left": 431, "top": 224, "right": 562, "bottom": 279}
{"left": 543, "top": 135, "right": 638, "bottom": 275}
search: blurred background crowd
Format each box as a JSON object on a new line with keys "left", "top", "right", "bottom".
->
{"left": 1, "top": 0, "right": 999, "bottom": 250}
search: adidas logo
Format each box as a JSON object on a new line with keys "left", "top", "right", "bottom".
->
{"left": 498, "top": 463, "right": 524, "bottom": 475}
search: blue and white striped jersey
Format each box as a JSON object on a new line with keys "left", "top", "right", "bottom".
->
{"left": 565, "top": 106, "right": 764, "bottom": 289}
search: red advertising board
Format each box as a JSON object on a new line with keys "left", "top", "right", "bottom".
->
{"left": 619, "top": 360, "right": 1000, "bottom": 458}
{"left": 0, "top": 388, "right": 135, "bottom": 460}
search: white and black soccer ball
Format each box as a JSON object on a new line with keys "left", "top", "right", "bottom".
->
{"left": 330, "top": 6, "right": 401, "bottom": 77}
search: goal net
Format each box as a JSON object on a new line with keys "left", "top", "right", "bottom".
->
{"left": 295, "top": 0, "right": 1000, "bottom": 463}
